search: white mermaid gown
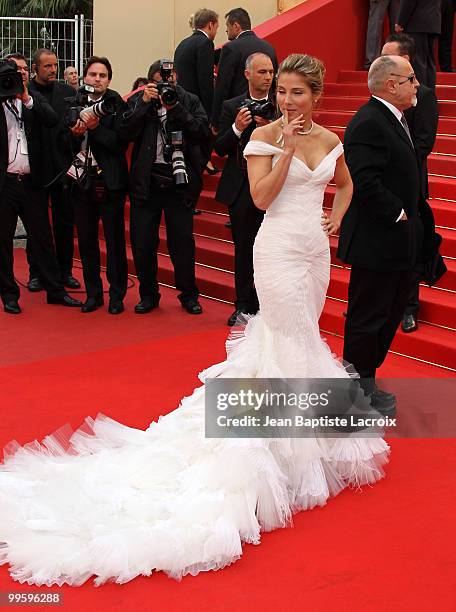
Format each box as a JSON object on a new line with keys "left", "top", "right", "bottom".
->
{"left": 0, "top": 140, "right": 389, "bottom": 586}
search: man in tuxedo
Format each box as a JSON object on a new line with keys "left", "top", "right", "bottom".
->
{"left": 26, "top": 48, "right": 80, "bottom": 291}
{"left": 174, "top": 8, "right": 218, "bottom": 118}
{"left": 0, "top": 59, "right": 82, "bottom": 314}
{"left": 439, "top": 0, "right": 456, "bottom": 72}
{"left": 338, "top": 55, "right": 435, "bottom": 413}
{"left": 211, "top": 7, "right": 278, "bottom": 131}
{"left": 395, "top": 0, "right": 442, "bottom": 88}
{"left": 215, "top": 53, "right": 275, "bottom": 326}
{"left": 382, "top": 33, "right": 439, "bottom": 332}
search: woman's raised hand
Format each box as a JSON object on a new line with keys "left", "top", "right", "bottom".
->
{"left": 281, "top": 111, "right": 305, "bottom": 152}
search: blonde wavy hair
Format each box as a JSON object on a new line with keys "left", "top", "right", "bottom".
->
{"left": 277, "top": 53, "right": 325, "bottom": 96}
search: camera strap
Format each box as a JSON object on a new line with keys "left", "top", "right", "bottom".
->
{"left": 5, "top": 99, "right": 28, "bottom": 156}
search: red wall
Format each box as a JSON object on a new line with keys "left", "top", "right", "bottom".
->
{"left": 254, "top": 0, "right": 369, "bottom": 81}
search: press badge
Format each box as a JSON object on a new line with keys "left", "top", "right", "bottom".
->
{"left": 19, "top": 129, "right": 28, "bottom": 155}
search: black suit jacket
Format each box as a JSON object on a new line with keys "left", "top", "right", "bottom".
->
{"left": 120, "top": 85, "right": 210, "bottom": 203}
{"left": 404, "top": 84, "right": 438, "bottom": 198}
{"left": 211, "top": 31, "right": 278, "bottom": 129}
{"left": 0, "top": 91, "right": 58, "bottom": 193}
{"left": 174, "top": 30, "right": 215, "bottom": 118}
{"left": 29, "top": 79, "right": 76, "bottom": 184}
{"left": 82, "top": 89, "right": 130, "bottom": 192}
{"left": 397, "top": 0, "right": 442, "bottom": 34}
{"left": 214, "top": 93, "right": 251, "bottom": 206}
{"left": 338, "top": 97, "right": 434, "bottom": 270}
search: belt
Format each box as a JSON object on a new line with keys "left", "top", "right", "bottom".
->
{"left": 6, "top": 172, "right": 32, "bottom": 183}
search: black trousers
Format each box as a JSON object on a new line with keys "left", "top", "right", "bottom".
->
{"left": 343, "top": 266, "right": 413, "bottom": 388}
{"left": 73, "top": 182, "right": 128, "bottom": 302}
{"left": 408, "top": 32, "right": 438, "bottom": 89}
{"left": 130, "top": 187, "right": 198, "bottom": 304}
{"left": 27, "top": 180, "right": 75, "bottom": 279}
{"left": 439, "top": 0, "right": 456, "bottom": 71}
{"left": 0, "top": 175, "right": 65, "bottom": 302}
{"left": 229, "top": 181, "right": 264, "bottom": 312}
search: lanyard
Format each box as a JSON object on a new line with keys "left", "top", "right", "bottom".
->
{"left": 5, "top": 99, "right": 24, "bottom": 131}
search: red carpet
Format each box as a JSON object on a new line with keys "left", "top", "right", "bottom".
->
{"left": 0, "top": 251, "right": 455, "bottom": 611}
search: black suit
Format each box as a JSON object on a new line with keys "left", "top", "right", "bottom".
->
{"left": 121, "top": 86, "right": 210, "bottom": 305}
{"left": 397, "top": 0, "right": 442, "bottom": 88}
{"left": 72, "top": 89, "right": 129, "bottom": 303}
{"left": 211, "top": 31, "right": 278, "bottom": 129}
{"left": 338, "top": 97, "right": 434, "bottom": 387}
{"left": 403, "top": 84, "right": 438, "bottom": 316}
{"left": 215, "top": 93, "right": 265, "bottom": 312}
{"left": 0, "top": 92, "right": 67, "bottom": 303}
{"left": 174, "top": 30, "right": 215, "bottom": 118}
{"left": 439, "top": 0, "right": 456, "bottom": 71}
{"left": 26, "top": 79, "right": 77, "bottom": 281}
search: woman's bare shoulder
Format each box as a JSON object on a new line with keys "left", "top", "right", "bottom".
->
{"left": 314, "top": 124, "right": 341, "bottom": 149}
{"left": 251, "top": 119, "right": 281, "bottom": 145}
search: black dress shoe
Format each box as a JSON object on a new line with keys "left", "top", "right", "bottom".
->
{"left": 367, "top": 388, "right": 397, "bottom": 417}
{"left": 27, "top": 277, "right": 43, "bottom": 292}
{"left": 402, "top": 313, "right": 418, "bottom": 333}
{"left": 205, "top": 165, "right": 220, "bottom": 175}
{"left": 134, "top": 298, "right": 159, "bottom": 314}
{"left": 108, "top": 300, "right": 124, "bottom": 315}
{"left": 181, "top": 299, "right": 203, "bottom": 314}
{"left": 81, "top": 296, "right": 104, "bottom": 313}
{"left": 227, "top": 308, "right": 252, "bottom": 326}
{"left": 62, "top": 275, "right": 81, "bottom": 289}
{"left": 3, "top": 300, "right": 21, "bottom": 314}
{"left": 192, "top": 209, "right": 202, "bottom": 215}
{"left": 47, "top": 294, "right": 83, "bottom": 307}
{"left": 225, "top": 221, "right": 232, "bottom": 228}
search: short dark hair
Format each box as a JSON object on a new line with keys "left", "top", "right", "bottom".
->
{"left": 32, "top": 48, "right": 56, "bottom": 67}
{"left": 132, "top": 76, "right": 149, "bottom": 90}
{"left": 194, "top": 8, "right": 218, "bottom": 29}
{"left": 83, "top": 56, "right": 112, "bottom": 80}
{"left": 225, "top": 7, "right": 251, "bottom": 30}
{"left": 385, "top": 33, "right": 416, "bottom": 63}
{"left": 147, "top": 60, "right": 161, "bottom": 81}
{"left": 5, "top": 52, "right": 27, "bottom": 63}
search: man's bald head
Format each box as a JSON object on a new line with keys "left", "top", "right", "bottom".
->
{"left": 367, "top": 55, "right": 418, "bottom": 111}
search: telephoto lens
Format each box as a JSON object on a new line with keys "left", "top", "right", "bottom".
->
{"left": 170, "top": 131, "right": 188, "bottom": 189}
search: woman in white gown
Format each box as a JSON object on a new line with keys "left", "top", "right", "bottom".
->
{"left": 0, "top": 55, "right": 389, "bottom": 587}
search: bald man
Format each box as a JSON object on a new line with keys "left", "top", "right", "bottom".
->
{"left": 338, "top": 55, "right": 435, "bottom": 414}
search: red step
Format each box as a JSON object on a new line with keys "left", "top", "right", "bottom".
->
{"left": 428, "top": 154, "right": 456, "bottom": 177}
{"left": 339, "top": 70, "right": 456, "bottom": 88}
{"left": 429, "top": 176, "right": 456, "bottom": 201}
{"left": 324, "top": 82, "right": 456, "bottom": 101}
{"left": 320, "top": 298, "right": 456, "bottom": 369}
{"left": 430, "top": 198, "right": 456, "bottom": 228}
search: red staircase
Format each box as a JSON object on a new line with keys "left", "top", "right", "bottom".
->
{"left": 88, "top": 70, "right": 456, "bottom": 372}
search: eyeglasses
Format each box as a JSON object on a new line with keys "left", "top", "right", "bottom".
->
{"left": 390, "top": 73, "right": 417, "bottom": 85}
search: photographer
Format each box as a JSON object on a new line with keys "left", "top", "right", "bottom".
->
{"left": 68, "top": 56, "right": 129, "bottom": 314}
{"left": 120, "top": 59, "right": 210, "bottom": 315}
{"left": 214, "top": 52, "right": 275, "bottom": 326}
{"left": 26, "top": 48, "right": 80, "bottom": 291}
{"left": 0, "top": 58, "right": 82, "bottom": 314}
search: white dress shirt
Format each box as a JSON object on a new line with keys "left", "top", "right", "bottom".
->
{"left": 3, "top": 96, "right": 33, "bottom": 174}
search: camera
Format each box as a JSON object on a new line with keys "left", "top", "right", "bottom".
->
{"left": 0, "top": 60, "right": 24, "bottom": 100}
{"left": 163, "top": 130, "right": 188, "bottom": 189}
{"left": 238, "top": 98, "right": 275, "bottom": 120}
{"left": 153, "top": 60, "right": 178, "bottom": 108}
{"left": 64, "top": 84, "right": 115, "bottom": 128}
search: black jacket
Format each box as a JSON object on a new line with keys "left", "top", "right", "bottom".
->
{"left": 211, "top": 31, "right": 278, "bottom": 129}
{"left": 174, "top": 30, "right": 215, "bottom": 117}
{"left": 29, "top": 79, "right": 75, "bottom": 185}
{"left": 0, "top": 91, "right": 58, "bottom": 193}
{"left": 338, "top": 97, "right": 435, "bottom": 270}
{"left": 397, "top": 0, "right": 442, "bottom": 34}
{"left": 120, "top": 85, "right": 210, "bottom": 203}
{"left": 79, "top": 88, "right": 129, "bottom": 192}
{"left": 214, "top": 92, "right": 262, "bottom": 206}
{"left": 404, "top": 84, "right": 438, "bottom": 198}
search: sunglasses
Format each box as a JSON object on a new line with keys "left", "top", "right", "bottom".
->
{"left": 390, "top": 73, "right": 417, "bottom": 85}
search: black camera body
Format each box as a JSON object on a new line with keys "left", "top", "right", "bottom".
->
{"left": 0, "top": 59, "right": 24, "bottom": 100}
{"left": 64, "top": 84, "right": 116, "bottom": 128}
{"left": 152, "top": 60, "right": 178, "bottom": 108}
{"left": 239, "top": 98, "right": 275, "bottom": 120}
